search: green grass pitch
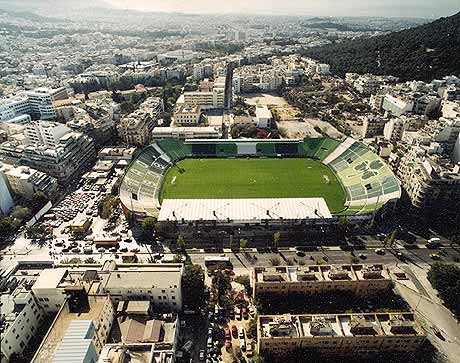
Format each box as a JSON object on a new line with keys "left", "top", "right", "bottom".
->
{"left": 160, "top": 158, "right": 346, "bottom": 213}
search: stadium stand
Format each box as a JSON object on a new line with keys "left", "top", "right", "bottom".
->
{"left": 119, "top": 137, "right": 401, "bottom": 217}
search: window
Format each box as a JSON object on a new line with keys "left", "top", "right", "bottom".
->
{"left": 172, "top": 296, "right": 175, "bottom": 300}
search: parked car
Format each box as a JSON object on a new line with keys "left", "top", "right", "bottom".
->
{"left": 224, "top": 327, "right": 231, "bottom": 340}
{"left": 375, "top": 248, "right": 385, "bottom": 255}
{"left": 242, "top": 308, "right": 248, "bottom": 320}
{"left": 430, "top": 253, "right": 441, "bottom": 260}
{"left": 236, "top": 307, "right": 242, "bottom": 320}
{"left": 238, "top": 327, "right": 245, "bottom": 339}
{"left": 120, "top": 247, "right": 128, "bottom": 252}
{"left": 239, "top": 339, "right": 246, "bottom": 351}
{"left": 231, "top": 325, "right": 238, "bottom": 338}
{"left": 199, "top": 350, "right": 205, "bottom": 362}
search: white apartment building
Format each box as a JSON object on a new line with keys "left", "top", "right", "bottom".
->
{"left": 0, "top": 87, "right": 69, "bottom": 124}
{"left": 182, "top": 77, "right": 226, "bottom": 110}
{"left": 441, "top": 100, "right": 460, "bottom": 119}
{"left": 173, "top": 104, "right": 201, "bottom": 125}
{"left": 192, "top": 63, "right": 213, "bottom": 81}
{"left": 0, "top": 288, "right": 46, "bottom": 361}
{"left": 25, "top": 121, "right": 70, "bottom": 147}
{"left": 99, "top": 265, "right": 183, "bottom": 311}
{"left": 0, "top": 162, "right": 58, "bottom": 200}
{"left": 151, "top": 126, "right": 222, "bottom": 140}
{"left": 382, "top": 94, "right": 414, "bottom": 116}
{"left": 0, "top": 172, "right": 14, "bottom": 215}
{"left": 255, "top": 105, "right": 273, "bottom": 128}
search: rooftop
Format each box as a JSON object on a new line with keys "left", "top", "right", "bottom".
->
{"left": 158, "top": 198, "right": 332, "bottom": 223}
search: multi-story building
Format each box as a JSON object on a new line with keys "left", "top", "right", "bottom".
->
{"left": 31, "top": 295, "right": 114, "bottom": 363}
{"left": 192, "top": 63, "right": 213, "bottom": 81}
{"left": 182, "top": 77, "right": 226, "bottom": 110}
{"left": 258, "top": 312, "right": 426, "bottom": 356}
{"left": 253, "top": 264, "right": 392, "bottom": 298}
{"left": 382, "top": 94, "right": 414, "bottom": 116}
{"left": 24, "top": 121, "right": 70, "bottom": 147}
{"left": 31, "top": 263, "right": 184, "bottom": 313}
{"left": 151, "top": 126, "right": 222, "bottom": 140}
{"left": 453, "top": 133, "right": 460, "bottom": 163}
{"left": 0, "top": 288, "right": 46, "bottom": 361}
{"left": 0, "top": 163, "right": 58, "bottom": 200}
{"left": 255, "top": 105, "right": 273, "bottom": 128}
{"left": 0, "top": 171, "right": 14, "bottom": 215}
{"left": 414, "top": 95, "right": 441, "bottom": 116}
{"left": 441, "top": 100, "right": 460, "bottom": 119}
{"left": 0, "top": 127, "right": 96, "bottom": 185}
{"left": 397, "top": 152, "right": 460, "bottom": 209}
{"left": 361, "top": 115, "right": 386, "bottom": 138}
{"left": 173, "top": 104, "right": 201, "bottom": 125}
{"left": 117, "top": 97, "right": 164, "bottom": 146}
{"left": 0, "top": 87, "right": 69, "bottom": 124}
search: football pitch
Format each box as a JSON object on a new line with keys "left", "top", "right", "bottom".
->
{"left": 160, "top": 158, "right": 346, "bottom": 213}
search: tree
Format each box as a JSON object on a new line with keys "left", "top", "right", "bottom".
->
{"left": 384, "top": 229, "right": 398, "bottom": 248}
{"left": 247, "top": 318, "right": 257, "bottom": 339}
{"left": 84, "top": 257, "right": 97, "bottom": 264}
{"left": 213, "top": 270, "right": 232, "bottom": 306}
{"left": 11, "top": 206, "right": 31, "bottom": 222}
{"left": 273, "top": 231, "right": 281, "bottom": 248}
{"left": 269, "top": 257, "right": 281, "bottom": 266}
{"left": 177, "top": 234, "right": 186, "bottom": 252}
{"left": 98, "top": 196, "right": 119, "bottom": 219}
{"left": 427, "top": 263, "right": 460, "bottom": 314}
{"left": 182, "top": 262, "right": 206, "bottom": 311}
{"left": 337, "top": 216, "right": 353, "bottom": 240}
{"left": 0, "top": 217, "right": 14, "bottom": 240}
{"left": 239, "top": 238, "right": 248, "bottom": 250}
{"left": 235, "top": 275, "right": 251, "bottom": 295}
{"left": 141, "top": 217, "right": 157, "bottom": 238}
{"left": 31, "top": 191, "right": 49, "bottom": 211}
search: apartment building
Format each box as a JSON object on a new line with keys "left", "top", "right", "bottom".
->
{"left": 255, "top": 105, "right": 273, "bottom": 128}
{"left": 0, "top": 172, "right": 14, "bottom": 215}
{"left": 0, "top": 288, "right": 46, "bottom": 361}
{"left": 253, "top": 264, "right": 392, "bottom": 298}
{"left": 151, "top": 126, "right": 222, "bottom": 140}
{"left": 173, "top": 104, "right": 201, "bottom": 125}
{"left": 182, "top": 77, "right": 226, "bottom": 110}
{"left": 25, "top": 121, "right": 70, "bottom": 147}
{"left": 0, "top": 126, "right": 96, "bottom": 184}
{"left": 258, "top": 312, "right": 426, "bottom": 356}
{"left": 31, "top": 263, "right": 184, "bottom": 314}
{"left": 361, "top": 115, "right": 386, "bottom": 138}
{"left": 31, "top": 295, "right": 114, "bottom": 363}
{"left": 0, "top": 163, "right": 57, "bottom": 200}
{"left": 192, "top": 63, "right": 213, "bottom": 81}
{"left": 397, "top": 152, "right": 460, "bottom": 209}
{"left": 0, "top": 87, "right": 69, "bottom": 123}
{"left": 117, "top": 97, "right": 164, "bottom": 146}
{"left": 382, "top": 94, "right": 414, "bottom": 116}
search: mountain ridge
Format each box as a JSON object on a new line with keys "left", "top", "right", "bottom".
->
{"left": 302, "top": 11, "right": 460, "bottom": 81}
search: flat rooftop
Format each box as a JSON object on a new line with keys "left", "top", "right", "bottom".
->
{"left": 32, "top": 296, "right": 111, "bottom": 363}
{"left": 103, "top": 266, "right": 182, "bottom": 290}
{"left": 32, "top": 268, "right": 68, "bottom": 290}
{"left": 158, "top": 198, "right": 332, "bottom": 223}
{"left": 259, "top": 312, "right": 425, "bottom": 339}
{"left": 255, "top": 264, "right": 389, "bottom": 283}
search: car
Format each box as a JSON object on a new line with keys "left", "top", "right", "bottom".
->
{"left": 238, "top": 327, "right": 245, "bottom": 339}
{"left": 71, "top": 247, "right": 80, "bottom": 253}
{"left": 62, "top": 247, "right": 70, "bottom": 252}
{"left": 98, "top": 247, "right": 105, "bottom": 253}
{"left": 248, "top": 305, "right": 255, "bottom": 316}
{"left": 83, "top": 247, "right": 92, "bottom": 254}
{"left": 359, "top": 253, "right": 367, "bottom": 259}
{"left": 206, "top": 336, "right": 213, "bottom": 349}
{"left": 55, "top": 241, "right": 64, "bottom": 247}
{"left": 396, "top": 252, "right": 406, "bottom": 260}
{"left": 120, "top": 247, "right": 128, "bottom": 252}
{"left": 242, "top": 307, "right": 248, "bottom": 320}
{"left": 225, "top": 341, "right": 232, "bottom": 350}
{"left": 376, "top": 233, "right": 386, "bottom": 241}
{"left": 322, "top": 256, "right": 329, "bottom": 262}
{"left": 224, "top": 327, "right": 231, "bottom": 340}
{"left": 296, "top": 251, "right": 306, "bottom": 257}
{"left": 130, "top": 248, "right": 140, "bottom": 253}
{"left": 109, "top": 247, "right": 117, "bottom": 253}
{"left": 239, "top": 338, "right": 246, "bottom": 351}
{"left": 430, "top": 253, "right": 441, "bottom": 260}
{"left": 375, "top": 248, "right": 385, "bottom": 255}
{"left": 231, "top": 325, "right": 238, "bottom": 338}
{"left": 246, "top": 342, "right": 253, "bottom": 357}
{"left": 235, "top": 307, "right": 242, "bottom": 320}
{"left": 199, "top": 350, "right": 205, "bottom": 362}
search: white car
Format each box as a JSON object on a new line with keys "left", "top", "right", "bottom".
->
{"left": 238, "top": 326, "right": 245, "bottom": 339}
{"left": 239, "top": 338, "right": 246, "bottom": 351}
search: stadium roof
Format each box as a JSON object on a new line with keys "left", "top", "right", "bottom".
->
{"left": 158, "top": 198, "right": 332, "bottom": 223}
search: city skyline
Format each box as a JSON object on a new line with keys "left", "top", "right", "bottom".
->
{"left": 103, "top": 0, "right": 459, "bottom": 18}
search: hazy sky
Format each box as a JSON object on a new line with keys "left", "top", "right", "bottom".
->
{"left": 103, "top": 0, "right": 459, "bottom": 18}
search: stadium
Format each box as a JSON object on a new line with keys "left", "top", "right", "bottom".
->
{"left": 119, "top": 137, "right": 400, "bottom": 241}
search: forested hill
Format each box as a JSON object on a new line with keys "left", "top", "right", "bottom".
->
{"left": 302, "top": 12, "right": 460, "bottom": 81}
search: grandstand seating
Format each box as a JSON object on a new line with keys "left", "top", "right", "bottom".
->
{"left": 119, "top": 137, "right": 401, "bottom": 217}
